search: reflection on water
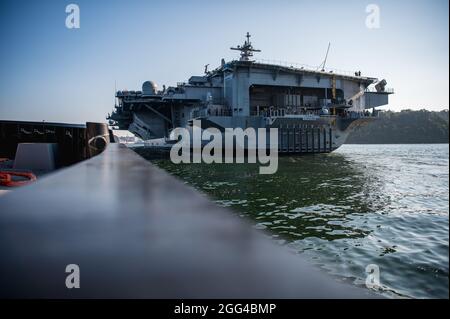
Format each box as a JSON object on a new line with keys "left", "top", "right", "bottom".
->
{"left": 134, "top": 144, "right": 449, "bottom": 299}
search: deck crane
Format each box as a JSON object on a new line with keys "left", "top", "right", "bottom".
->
{"left": 317, "top": 42, "right": 331, "bottom": 72}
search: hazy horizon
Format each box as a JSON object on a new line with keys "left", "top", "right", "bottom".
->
{"left": 0, "top": 0, "right": 448, "bottom": 124}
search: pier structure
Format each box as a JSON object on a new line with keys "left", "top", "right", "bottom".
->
{"left": 0, "top": 142, "right": 377, "bottom": 298}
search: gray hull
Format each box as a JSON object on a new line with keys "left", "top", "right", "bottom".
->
{"left": 139, "top": 115, "right": 375, "bottom": 154}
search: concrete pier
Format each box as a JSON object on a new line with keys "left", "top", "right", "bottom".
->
{"left": 0, "top": 144, "right": 375, "bottom": 298}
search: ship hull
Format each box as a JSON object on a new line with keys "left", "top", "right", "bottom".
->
{"left": 135, "top": 115, "right": 375, "bottom": 154}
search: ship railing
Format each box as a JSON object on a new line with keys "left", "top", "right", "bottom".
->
{"left": 207, "top": 108, "right": 233, "bottom": 117}
{"left": 364, "top": 87, "right": 395, "bottom": 94}
{"left": 252, "top": 107, "right": 324, "bottom": 117}
{"left": 193, "top": 107, "right": 233, "bottom": 118}
{"left": 191, "top": 109, "right": 202, "bottom": 118}
{"left": 255, "top": 59, "right": 357, "bottom": 77}
{"left": 342, "top": 111, "right": 380, "bottom": 119}
{"left": 251, "top": 107, "right": 379, "bottom": 119}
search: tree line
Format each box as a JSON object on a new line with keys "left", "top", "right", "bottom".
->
{"left": 346, "top": 109, "right": 449, "bottom": 144}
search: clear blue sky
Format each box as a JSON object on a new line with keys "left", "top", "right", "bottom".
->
{"left": 0, "top": 0, "right": 448, "bottom": 123}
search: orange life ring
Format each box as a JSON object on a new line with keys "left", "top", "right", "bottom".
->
{"left": 0, "top": 171, "right": 37, "bottom": 187}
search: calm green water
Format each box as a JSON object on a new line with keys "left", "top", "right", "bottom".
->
{"left": 137, "top": 144, "right": 449, "bottom": 299}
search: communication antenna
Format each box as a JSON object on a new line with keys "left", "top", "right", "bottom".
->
{"left": 317, "top": 42, "right": 331, "bottom": 71}
{"left": 231, "top": 32, "right": 261, "bottom": 61}
{"left": 114, "top": 80, "right": 117, "bottom": 107}
{"left": 115, "top": 80, "right": 117, "bottom": 94}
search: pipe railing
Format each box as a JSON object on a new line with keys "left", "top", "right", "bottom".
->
{"left": 255, "top": 59, "right": 359, "bottom": 77}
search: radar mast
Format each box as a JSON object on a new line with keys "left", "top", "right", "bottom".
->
{"left": 230, "top": 32, "right": 261, "bottom": 61}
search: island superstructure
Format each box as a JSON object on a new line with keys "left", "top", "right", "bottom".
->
{"left": 108, "top": 33, "right": 393, "bottom": 153}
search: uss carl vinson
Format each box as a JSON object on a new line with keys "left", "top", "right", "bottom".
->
{"left": 107, "top": 33, "right": 394, "bottom": 153}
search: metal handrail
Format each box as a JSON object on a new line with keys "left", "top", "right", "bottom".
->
{"left": 364, "top": 87, "right": 395, "bottom": 93}
{"left": 255, "top": 59, "right": 358, "bottom": 77}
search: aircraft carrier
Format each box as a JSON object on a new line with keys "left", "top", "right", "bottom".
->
{"left": 107, "top": 33, "right": 394, "bottom": 153}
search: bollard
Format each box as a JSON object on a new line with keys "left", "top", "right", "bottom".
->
{"left": 86, "top": 122, "right": 110, "bottom": 158}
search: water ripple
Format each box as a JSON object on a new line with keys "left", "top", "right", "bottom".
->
{"left": 140, "top": 144, "right": 449, "bottom": 298}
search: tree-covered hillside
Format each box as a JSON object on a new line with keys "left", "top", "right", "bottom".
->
{"left": 346, "top": 110, "right": 449, "bottom": 144}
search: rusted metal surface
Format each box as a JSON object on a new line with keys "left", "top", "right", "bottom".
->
{"left": 0, "top": 144, "right": 376, "bottom": 298}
